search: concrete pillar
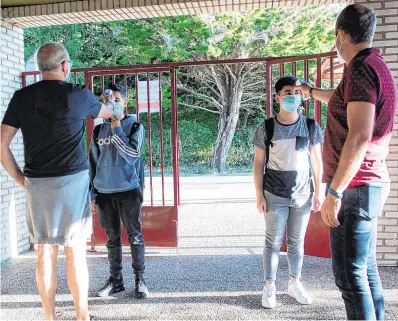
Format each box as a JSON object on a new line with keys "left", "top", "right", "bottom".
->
{"left": 0, "top": 21, "right": 29, "bottom": 262}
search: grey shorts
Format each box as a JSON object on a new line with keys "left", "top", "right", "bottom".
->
{"left": 25, "top": 170, "right": 92, "bottom": 247}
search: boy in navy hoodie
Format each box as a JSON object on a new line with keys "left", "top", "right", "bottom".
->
{"left": 89, "top": 84, "right": 148, "bottom": 298}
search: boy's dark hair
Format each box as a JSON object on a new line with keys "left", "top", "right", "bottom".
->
{"left": 275, "top": 76, "right": 297, "bottom": 95}
{"left": 108, "top": 83, "right": 127, "bottom": 99}
{"left": 335, "top": 4, "right": 376, "bottom": 44}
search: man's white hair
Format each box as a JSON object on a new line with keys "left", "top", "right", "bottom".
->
{"left": 37, "top": 42, "right": 70, "bottom": 73}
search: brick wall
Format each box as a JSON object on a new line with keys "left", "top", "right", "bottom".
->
{"left": 355, "top": 0, "right": 398, "bottom": 266}
{"left": 0, "top": 22, "right": 29, "bottom": 263}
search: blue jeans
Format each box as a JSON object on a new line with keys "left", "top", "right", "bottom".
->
{"left": 263, "top": 190, "right": 312, "bottom": 281}
{"left": 330, "top": 183, "right": 390, "bottom": 320}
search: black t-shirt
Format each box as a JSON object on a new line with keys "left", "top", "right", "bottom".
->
{"left": 1, "top": 80, "right": 102, "bottom": 178}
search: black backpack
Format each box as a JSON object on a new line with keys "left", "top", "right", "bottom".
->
{"left": 263, "top": 117, "right": 316, "bottom": 174}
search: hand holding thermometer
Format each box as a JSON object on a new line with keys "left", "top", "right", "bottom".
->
{"left": 104, "top": 89, "right": 114, "bottom": 102}
{"left": 103, "top": 89, "right": 116, "bottom": 118}
{"left": 295, "top": 78, "right": 306, "bottom": 86}
{"left": 295, "top": 78, "right": 311, "bottom": 100}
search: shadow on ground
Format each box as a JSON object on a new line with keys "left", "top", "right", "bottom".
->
{"left": 1, "top": 251, "right": 398, "bottom": 320}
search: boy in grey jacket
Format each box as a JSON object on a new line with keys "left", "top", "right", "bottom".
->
{"left": 89, "top": 84, "right": 148, "bottom": 298}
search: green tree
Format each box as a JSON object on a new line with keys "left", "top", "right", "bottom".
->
{"left": 24, "top": 5, "right": 342, "bottom": 173}
{"left": 148, "top": 6, "right": 341, "bottom": 172}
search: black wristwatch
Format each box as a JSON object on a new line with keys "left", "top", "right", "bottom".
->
{"left": 309, "top": 87, "right": 314, "bottom": 99}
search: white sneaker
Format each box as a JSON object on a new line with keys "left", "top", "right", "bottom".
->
{"left": 287, "top": 280, "right": 313, "bottom": 305}
{"left": 262, "top": 283, "right": 276, "bottom": 308}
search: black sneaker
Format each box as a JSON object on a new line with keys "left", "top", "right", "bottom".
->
{"left": 96, "top": 277, "right": 125, "bottom": 297}
{"left": 134, "top": 276, "right": 149, "bottom": 299}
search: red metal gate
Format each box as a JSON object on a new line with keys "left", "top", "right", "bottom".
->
{"left": 22, "top": 51, "right": 342, "bottom": 256}
{"left": 83, "top": 65, "right": 180, "bottom": 248}
{"left": 171, "top": 52, "right": 341, "bottom": 258}
{"left": 23, "top": 63, "right": 180, "bottom": 248}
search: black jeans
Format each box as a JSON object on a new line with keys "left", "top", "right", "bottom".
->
{"left": 330, "top": 183, "right": 390, "bottom": 320}
{"left": 96, "top": 188, "right": 145, "bottom": 280}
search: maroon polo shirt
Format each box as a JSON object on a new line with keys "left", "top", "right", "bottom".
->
{"left": 323, "top": 48, "right": 397, "bottom": 188}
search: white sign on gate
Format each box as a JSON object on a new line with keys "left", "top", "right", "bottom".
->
{"left": 137, "top": 80, "right": 161, "bottom": 113}
{"left": 25, "top": 51, "right": 41, "bottom": 85}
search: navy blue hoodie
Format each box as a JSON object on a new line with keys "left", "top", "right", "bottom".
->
{"left": 89, "top": 115, "right": 144, "bottom": 199}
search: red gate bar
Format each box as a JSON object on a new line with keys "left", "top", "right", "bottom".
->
{"left": 315, "top": 58, "right": 322, "bottom": 124}
{"left": 173, "top": 68, "right": 180, "bottom": 206}
{"left": 86, "top": 67, "right": 172, "bottom": 77}
{"left": 265, "top": 61, "right": 272, "bottom": 118}
{"left": 171, "top": 67, "right": 179, "bottom": 207}
{"left": 66, "top": 63, "right": 173, "bottom": 73}
{"left": 135, "top": 73, "right": 140, "bottom": 122}
{"left": 159, "top": 72, "right": 166, "bottom": 206}
{"left": 176, "top": 81, "right": 180, "bottom": 206}
{"left": 123, "top": 74, "right": 127, "bottom": 95}
{"left": 146, "top": 73, "right": 154, "bottom": 206}
{"left": 84, "top": 72, "right": 95, "bottom": 251}
{"left": 304, "top": 59, "right": 310, "bottom": 117}
{"left": 279, "top": 63, "right": 284, "bottom": 77}
{"left": 85, "top": 73, "right": 95, "bottom": 145}
{"left": 22, "top": 73, "right": 27, "bottom": 87}
{"left": 264, "top": 52, "right": 337, "bottom": 65}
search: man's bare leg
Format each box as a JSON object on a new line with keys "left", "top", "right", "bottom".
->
{"left": 36, "top": 244, "right": 59, "bottom": 320}
{"left": 64, "top": 242, "right": 90, "bottom": 321}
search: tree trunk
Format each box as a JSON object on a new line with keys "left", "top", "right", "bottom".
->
{"left": 240, "top": 109, "right": 250, "bottom": 129}
{"left": 212, "top": 93, "right": 241, "bottom": 173}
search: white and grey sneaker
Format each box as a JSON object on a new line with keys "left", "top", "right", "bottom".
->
{"left": 287, "top": 280, "right": 312, "bottom": 305}
{"left": 261, "top": 283, "right": 276, "bottom": 309}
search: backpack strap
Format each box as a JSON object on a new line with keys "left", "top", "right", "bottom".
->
{"left": 306, "top": 118, "right": 316, "bottom": 147}
{"left": 129, "top": 121, "right": 145, "bottom": 191}
{"left": 306, "top": 118, "right": 317, "bottom": 197}
{"left": 93, "top": 124, "right": 101, "bottom": 144}
{"left": 129, "top": 121, "right": 141, "bottom": 136}
{"left": 264, "top": 117, "right": 275, "bottom": 174}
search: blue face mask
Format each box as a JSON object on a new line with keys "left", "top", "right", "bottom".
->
{"left": 113, "top": 101, "right": 124, "bottom": 116}
{"left": 281, "top": 95, "right": 299, "bottom": 113}
{"left": 295, "top": 94, "right": 302, "bottom": 106}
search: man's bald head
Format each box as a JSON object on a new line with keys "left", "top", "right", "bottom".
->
{"left": 37, "top": 42, "right": 70, "bottom": 73}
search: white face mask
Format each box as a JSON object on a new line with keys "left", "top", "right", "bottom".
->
{"left": 336, "top": 34, "right": 345, "bottom": 65}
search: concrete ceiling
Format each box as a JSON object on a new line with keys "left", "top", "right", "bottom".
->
{"left": 1, "top": 0, "right": 76, "bottom": 8}
{"left": 2, "top": 0, "right": 347, "bottom": 29}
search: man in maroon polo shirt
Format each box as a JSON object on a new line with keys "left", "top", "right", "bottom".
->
{"left": 300, "top": 4, "right": 396, "bottom": 320}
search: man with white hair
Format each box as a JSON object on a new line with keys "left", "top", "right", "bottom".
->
{"left": 1, "top": 42, "right": 113, "bottom": 321}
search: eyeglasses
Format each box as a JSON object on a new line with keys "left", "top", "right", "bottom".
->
{"left": 61, "top": 60, "right": 72, "bottom": 67}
